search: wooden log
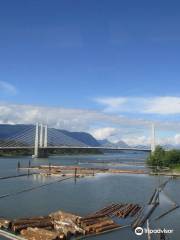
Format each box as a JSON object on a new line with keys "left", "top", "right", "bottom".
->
{"left": 98, "top": 204, "right": 120, "bottom": 214}
{"left": 84, "top": 219, "right": 114, "bottom": 233}
{"left": 121, "top": 204, "right": 137, "bottom": 218}
{"left": 115, "top": 204, "right": 138, "bottom": 218}
{"left": 132, "top": 203, "right": 158, "bottom": 228}
{"left": 79, "top": 215, "right": 108, "bottom": 223}
{"left": 115, "top": 204, "right": 131, "bottom": 217}
{"left": 11, "top": 216, "right": 51, "bottom": 226}
{"left": 12, "top": 220, "right": 53, "bottom": 232}
{"left": 107, "top": 204, "right": 125, "bottom": 216}
{"left": 95, "top": 223, "right": 119, "bottom": 233}
{"left": 79, "top": 217, "right": 110, "bottom": 228}
{"left": 86, "top": 204, "right": 116, "bottom": 217}
{"left": 21, "top": 227, "right": 65, "bottom": 240}
{"left": 130, "top": 206, "right": 141, "bottom": 217}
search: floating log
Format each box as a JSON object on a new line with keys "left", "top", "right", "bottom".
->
{"left": 129, "top": 206, "right": 141, "bottom": 217}
{"left": 81, "top": 203, "right": 141, "bottom": 223}
{"left": 84, "top": 219, "right": 114, "bottom": 233}
{"left": 95, "top": 223, "right": 119, "bottom": 233}
{"left": 132, "top": 203, "right": 158, "bottom": 228}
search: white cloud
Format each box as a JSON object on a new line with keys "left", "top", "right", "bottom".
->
{"left": 0, "top": 102, "right": 150, "bottom": 129}
{"left": 122, "top": 134, "right": 180, "bottom": 147}
{"left": 175, "top": 134, "right": 180, "bottom": 145}
{"left": 144, "top": 97, "right": 180, "bottom": 114}
{"left": 0, "top": 102, "right": 180, "bottom": 146}
{"left": 95, "top": 97, "right": 127, "bottom": 112}
{"left": 122, "top": 136, "right": 151, "bottom": 146}
{"left": 0, "top": 81, "right": 17, "bottom": 95}
{"left": 95, "top": 96, "right": 180, "bottom": 115}
{"left": 91, "top": 127, "right": 117, "bottom": 140}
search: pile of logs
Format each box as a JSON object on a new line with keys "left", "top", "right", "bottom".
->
{"left": 85, "top": 203, "right": 141, "bottom": 219}
{"left": 10, "top": 216, "right": 53, "bottom": 233}
{"left": 78, "top": 215, "right": 119, "bottom": 234}
{"left": 115, "top": 204, "right": 141, "bottom": 218}
{"left": 21, "top": 227, "right": 65, "bottom": 240}
{"left": 0, "top": 202, "right": 142, "bottom": 240}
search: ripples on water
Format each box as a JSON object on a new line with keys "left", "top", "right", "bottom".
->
{"left": 0, "top": 152, "right": 179, "bottom": 240}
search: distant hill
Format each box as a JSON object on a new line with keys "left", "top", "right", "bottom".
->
{"left": 0, "top": 124, "right": 33, "bottom": 139}
{"left": 58, "top": 130, "right": 100, "bottom": 147}
{"left": 0, "top": 124, "right": 100, "bottom": 147}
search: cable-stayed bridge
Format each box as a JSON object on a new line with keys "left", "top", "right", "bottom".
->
{"left": 0, "top": 123, "right": 154, "bottom": 158}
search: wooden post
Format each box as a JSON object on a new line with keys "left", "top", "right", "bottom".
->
{"left": 17, "top": 161, "right": 20, "bottom": 170}
{"left": 49, "top": 163, "right": 51, "bottom": 174}
{"left": 74, "top": 168, "right": 77, "bottom": 183}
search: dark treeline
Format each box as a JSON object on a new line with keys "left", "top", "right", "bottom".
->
{"left": 0, "top": 148, "right": 102, "bottom": 157}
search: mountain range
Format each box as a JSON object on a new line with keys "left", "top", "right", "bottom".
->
{"left": 0, "top": 124, "right": 129, "bottom": 148}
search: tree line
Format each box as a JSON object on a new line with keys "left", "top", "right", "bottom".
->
{"left": 147, "top": 146, "right": 180, "bottom": 168}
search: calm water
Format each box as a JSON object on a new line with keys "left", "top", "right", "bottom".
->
{"left": 0, "top": 151, "right": 179, "bottom": 240}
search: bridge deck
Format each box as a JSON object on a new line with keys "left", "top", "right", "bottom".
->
{"left": 0, "top": 146, "right": 150, "bottom": 151}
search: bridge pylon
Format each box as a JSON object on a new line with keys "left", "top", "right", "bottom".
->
{"left": 32, "top": 123, "right": 48, "bottom": 158}
{"left": 151, "top": 123, "right": 156, "bottom": 153}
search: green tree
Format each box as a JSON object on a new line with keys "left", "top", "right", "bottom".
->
{"left": 147, "top": 145, "right": 165, "bottom": 167}
{"left": 147, "top": 146, "right": 180, "bottom": 169}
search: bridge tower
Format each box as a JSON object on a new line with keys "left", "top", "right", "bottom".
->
{"left": 151, "top": 123, "right": 156, "bottom": 153}
{"left": 33, "top": 122, "right": 39, "bottom": 158}
{"left": 32, "top": 123, "right": 48, "bottom": 158}
{"left": 44, "top": 124, "right": 48, "bottom": 147}
{"left": 39, "top": 123, "right": 44, "bottom": 147}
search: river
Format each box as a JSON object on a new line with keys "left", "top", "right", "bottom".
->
{"left": 0, "top": 151, "right": 179, "bottom": 240}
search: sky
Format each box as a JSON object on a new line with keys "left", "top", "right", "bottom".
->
{"left": 0, "top": 0, "right": 180, "bottom": 145}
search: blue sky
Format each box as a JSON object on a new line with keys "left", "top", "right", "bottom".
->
{"left": 0, "top": 0, "right": 180, "bottom": 145}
